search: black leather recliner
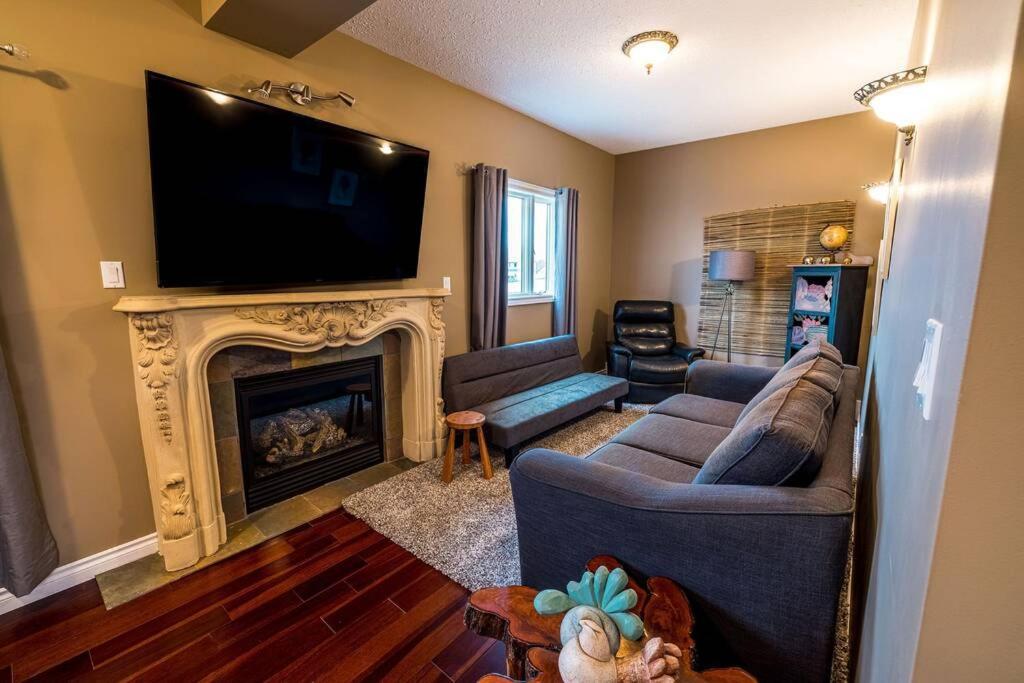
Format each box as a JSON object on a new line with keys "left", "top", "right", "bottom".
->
{"left": 607, "top": 300, "right": 705, "bottom": 403}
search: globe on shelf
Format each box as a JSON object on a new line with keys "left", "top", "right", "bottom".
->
{"left": 819, "top": 224, "right": 850, "bottom": 253}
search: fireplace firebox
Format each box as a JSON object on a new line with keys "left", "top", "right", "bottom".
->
{"left": 235, "top": 357, "right": 384, "bottom": 512}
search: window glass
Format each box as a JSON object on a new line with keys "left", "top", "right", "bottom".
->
{"left": 507, "top": 194, "right": 523, "bottom": 295}
{"left": 506, "top": 181, "right": 556, "bottom": 300}
{"left": 533, "top": 201, "right": 549, "bottom": 294}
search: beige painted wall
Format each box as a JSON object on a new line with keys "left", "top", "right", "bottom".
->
{"left": 855, "top": 0, "right": 1024, "bottom": 680}
{"left": 0, "top": 0, "right": 614, "bottom": 563}
{"left": 611, "top": 112, "right": 895, "bottom": 369}
{"left": 506, "top": 303, "right": 554, "bottom": 345}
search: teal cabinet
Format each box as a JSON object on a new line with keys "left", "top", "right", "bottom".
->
{"left": 785, "top": 265, "right": 869, "bottom": 363}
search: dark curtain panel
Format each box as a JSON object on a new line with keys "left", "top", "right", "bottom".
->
{"left": 471, "top": 164, "right": 508, "bottom": 350}
{"left": 553, "top": 187, "right": 579, "bottom": 337}
{"left": 0, "top": 341, "right": 58, "bottom": 596}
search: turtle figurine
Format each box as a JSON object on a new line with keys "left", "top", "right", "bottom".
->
{"left": 534, "top": 566, "right": 682, "bottom": 683}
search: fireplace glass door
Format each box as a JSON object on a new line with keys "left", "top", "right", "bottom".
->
{"left": 235, "top": 356, "right": 383, "bottom": 512}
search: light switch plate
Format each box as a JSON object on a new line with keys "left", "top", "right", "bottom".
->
{"left": 913, "top": 318, "right": 943, "bottom": 420}
{"left": 100, "top": 261, "right": 125, "bottom": 289}
{"left": 442, "top": 276, "right": 451, "bottom": 291}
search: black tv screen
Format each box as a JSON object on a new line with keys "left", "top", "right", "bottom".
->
{"left": 144, "top": 71, "right": 429, "bottom": 287}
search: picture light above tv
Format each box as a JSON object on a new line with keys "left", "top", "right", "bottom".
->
{"left": 144, "top": 71, "right": 430, "bottom": 288}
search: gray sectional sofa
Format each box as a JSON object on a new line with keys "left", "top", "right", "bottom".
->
{"left": 442, "top": 335, "right": 628, "bottom": 466}
{"left": 510, "top": 341, "right": 857, "bottom": 682}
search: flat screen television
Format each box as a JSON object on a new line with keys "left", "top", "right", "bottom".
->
{"left": 144, "top": 71, "right": 429, "bottom": 287}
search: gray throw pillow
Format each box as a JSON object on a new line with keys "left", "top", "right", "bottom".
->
{"left": 694, "top": 377, "right": 835, "bottom": 486}
{"left": 735, "top": 341, "right": 843, "bottom": 423}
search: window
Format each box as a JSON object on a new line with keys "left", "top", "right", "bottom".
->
{"left": 507, "top": 179, "right": 556, "bottom": 305}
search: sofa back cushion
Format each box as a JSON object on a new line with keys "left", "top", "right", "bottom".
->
{"left": 693, "top": 376, "right": 836, "bottom": 486}
{"left": 442, "top": 335, "right": 584, "bottom": 412}
{"left": 736, "top": 341, "right": 843, "bottom": 423}
{"left": 613, "top": 300, "right": 677, "bottom": 356}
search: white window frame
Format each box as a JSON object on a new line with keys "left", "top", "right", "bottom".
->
{"left": 507, "top": 179, "right": 557, "bottom": 306}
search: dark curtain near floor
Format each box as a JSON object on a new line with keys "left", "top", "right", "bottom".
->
{"left": 553, "top": 187, "right": 579, "bottom": 337}
{"left": 0, "top": 341, "right": 58, "bottom": 596}
{"left": 471, "top": 164, "right": 508, "bottom": 350}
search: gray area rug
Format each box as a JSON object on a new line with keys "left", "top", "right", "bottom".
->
{"left": 343, "top": 403, "right": 649, "bottom": 589}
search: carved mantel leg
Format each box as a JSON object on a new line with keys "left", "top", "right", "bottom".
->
{"left": 127, "top": 313, "right": 203, "bottom": 570}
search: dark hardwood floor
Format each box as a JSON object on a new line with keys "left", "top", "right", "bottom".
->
{"left": 0, "top": 509, "right": 505, "bottom": 682}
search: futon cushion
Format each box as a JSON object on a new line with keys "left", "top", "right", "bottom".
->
{"left": 611, "top": 414, "right": 731, "bottom": 467}
{"left": 693, "top": 378, "right": 836, "bottom": 486}
{"left": 587, "top": 443, "right": 701, "bottom": 483}
{"left": 628, "top": 355, "right": 689, "bottom": 384}
{"left": 651, "top": 394, "right": 745, "bottom": 428}
{"left": 479, "top": 373, "right": 627, "bottom": 447}
{"left": 736, "top": 341, "right": 844, "bottom": 423}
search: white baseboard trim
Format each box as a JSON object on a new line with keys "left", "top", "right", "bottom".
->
{"left": 0, "top": 533, "right": 158, "bottom": 616}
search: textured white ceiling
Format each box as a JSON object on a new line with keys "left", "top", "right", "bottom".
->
{"left": 340, "top": 0, "right": 919, "bottom": 154}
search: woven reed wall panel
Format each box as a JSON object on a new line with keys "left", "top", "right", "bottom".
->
{"left": 697, "top": 201, "right": 856, "bottom": 358}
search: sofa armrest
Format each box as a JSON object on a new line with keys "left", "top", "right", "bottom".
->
{"left": 510, "top": 448, "right": 851, "bottom": 682}
{"left": 671, "top": 344, "right": 706, "bottom": 363}
{"left": 606, "top": 342, "right": 632, "bottom": 379}
{"left": 684, "top": 359, "right": 777, "bottom": 404}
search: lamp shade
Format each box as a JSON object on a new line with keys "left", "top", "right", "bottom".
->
{"left": 709, "top": 250, "right": 755, "bottom": 282}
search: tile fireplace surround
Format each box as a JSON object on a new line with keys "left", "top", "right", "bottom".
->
{"left": 113, "top": 289, "right": 449, "bottom": 571}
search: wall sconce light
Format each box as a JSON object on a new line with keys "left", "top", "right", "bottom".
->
{"left": 622, "top": 31, "right": 679, "bottom": 75}
{"left": 247, "top": 80, "right": 355, "bottom": 108}
{"left": 855, "top": 66, "right": 927, "bottom": 144}
{"left": 1, "top": 43, "right": 30, "bottom": 59}
{"left": 863, "top": 181, "right": 890, "bottom": 204}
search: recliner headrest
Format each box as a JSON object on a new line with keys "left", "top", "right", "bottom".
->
{"left": 613, "top": 300, "right": 675, "bottom": 324}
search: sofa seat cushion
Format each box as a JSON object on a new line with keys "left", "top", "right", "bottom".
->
{"left": 651, "top": 394, "right": 745, "bottom": 428}
{"left": 694, "top": 377, "right": 836, "bottom": 486}
{"left": 478, "top": 373, "right": 628, "bottom": 448}
{"left": 629, "top": 355, "right": 689, "bottom": 384}
{"left": 611, "top": 413, "right": 731, "bottom": 467}
{"left": 587, "top": 443, "right": 701, "bottom": 483}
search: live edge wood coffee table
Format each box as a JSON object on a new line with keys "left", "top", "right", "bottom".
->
{"left": 443, "top": 410, "right": 493, "bottom": 483}
{"left": 465, "top": 556, "right": 756, "bottom": 683}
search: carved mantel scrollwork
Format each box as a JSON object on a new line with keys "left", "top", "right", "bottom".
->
{"left": 130, "top": 313, "right": 178, "bottom": 443}
{"left": 428, "top": 297, "right": 448, "bottom": 432}
{"left": 235, "top": 299, "right": 407, "bottom": 343}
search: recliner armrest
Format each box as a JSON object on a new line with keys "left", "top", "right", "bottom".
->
{"left": 685, "top": 359, "right": 778, "bottom": 404}
{"left": 606, "top": 342, "right": 632, "bottom": 379}
{"left": 671, "top": 344, "right": 706, "bottom": 364}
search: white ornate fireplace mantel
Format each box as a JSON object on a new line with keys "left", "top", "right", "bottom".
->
{"left": 113, "top": 288, "right": 449, "bottom": 571}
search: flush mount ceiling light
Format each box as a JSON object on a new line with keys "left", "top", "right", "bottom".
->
{"left": 622, "top": 30, "right": 678, "bottom": 75}
{"left": 855, "top": 66, "right": 927, "bottom": 142}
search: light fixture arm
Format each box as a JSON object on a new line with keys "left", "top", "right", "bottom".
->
{"left": 1, "top": 42, "right": 30, "bottom": 59}
{"left": 247, "top": 80, "right": 355, "bottom": 108}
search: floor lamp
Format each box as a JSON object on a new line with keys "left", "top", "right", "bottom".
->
{"left": 709, "top": 250, "right": 756, "bottom": 362}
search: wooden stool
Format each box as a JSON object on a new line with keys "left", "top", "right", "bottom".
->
{"left": 442, "top": 411, "right": 493, "bottom": 483}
